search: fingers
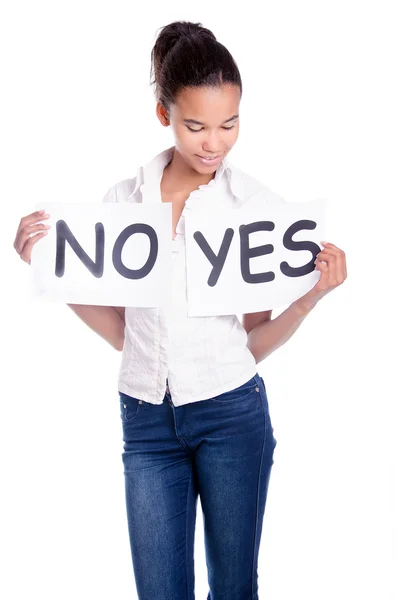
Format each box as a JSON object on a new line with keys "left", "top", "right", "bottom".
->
{"left": 316, "top": 249, "right": 336, "bottom": 285}
{"left": 19, "top": 209, "right": 50, "bottom": 230}
{"left": 14, "top": 222, "right": 51, "bottom": 254}
{"left": 21, "top": 232, "right": 50, "bottom": 265}
{"left": 14, "top": 210, "right": 50, "bottom": 249}
{"left": 14, "top": 210, "right": 51, "bottom": 265}
{"left": 315, "top": 242, "right": 347, "bottom": 285}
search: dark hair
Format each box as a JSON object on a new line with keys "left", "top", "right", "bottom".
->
{"left": 150, "top": 20, "right": 242, "bottom": 113}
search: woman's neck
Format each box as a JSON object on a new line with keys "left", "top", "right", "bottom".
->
{"left": 161, "top": 146, "right": 216, "bottom": 194}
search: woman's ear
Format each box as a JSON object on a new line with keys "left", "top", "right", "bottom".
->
{"left": 156, "top": 102, "right": 170, "bottom": 127}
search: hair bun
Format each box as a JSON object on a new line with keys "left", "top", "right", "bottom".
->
{"left": 181, "top": 23, "right": 200, "bottom": 36}
{"left": 150, "top": 19, "right": 241, "bottom": 108}
{"left": 180, "top": 22, "right": 216, "bottom": 41}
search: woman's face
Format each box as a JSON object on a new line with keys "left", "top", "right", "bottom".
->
{"left": 156, "top": 83, "right": 241, "bottom": 174}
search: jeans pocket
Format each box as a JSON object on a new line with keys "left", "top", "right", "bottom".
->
{"left": 211, "top": 375, "right": 260, "bottom": 403}
{"left": 119, "top": 392, "right": 141, "bottom": 423}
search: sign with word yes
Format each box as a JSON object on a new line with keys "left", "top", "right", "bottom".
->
{"left": 184, "top": 197, "right": 328, "bottom": 316}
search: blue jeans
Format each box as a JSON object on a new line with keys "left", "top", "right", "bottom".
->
{"left": 118, "top": 372, "right": 277, "bottom": 600}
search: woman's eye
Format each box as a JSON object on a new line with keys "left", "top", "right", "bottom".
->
{"left": 187, "top": 124, "right": 236, "bottom": 132}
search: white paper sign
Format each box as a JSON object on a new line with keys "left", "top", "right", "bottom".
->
{"left": 31, "top": 202, "right": 172, "bottom": 307}
{"left": 185, "top": 198, "right": 328, "bottom": 316}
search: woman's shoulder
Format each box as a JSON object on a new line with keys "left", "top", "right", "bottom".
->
{"left": 101, "top": 168, "right": 143, "bottom": 203}
{"left": 227, "top": 160, "right": 287, "bottom": 206}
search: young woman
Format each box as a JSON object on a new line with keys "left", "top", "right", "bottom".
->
{"left": 14, "top": 19, "right": 347, "bottom": 600}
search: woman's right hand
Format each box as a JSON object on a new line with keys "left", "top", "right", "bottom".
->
{"left": 13, "top": 209, "right": 51, "bottom": 265}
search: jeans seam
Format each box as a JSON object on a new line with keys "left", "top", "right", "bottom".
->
{"left": 186, "top": 468, "right": 193, "bottom": 600}
{"left": 251, "top": 416, "right": 267, "bottom": 599}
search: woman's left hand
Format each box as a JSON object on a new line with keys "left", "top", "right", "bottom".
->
{"left": 296, "top": 241, "right": 347, "bottom": 311}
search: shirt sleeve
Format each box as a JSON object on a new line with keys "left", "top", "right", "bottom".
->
{"left": 245, "top": 185, "right": 287, "bottom": 207}
{"left": 101, "top": 177, "right": 139, "bottom": 203}
{"left": 102, "top": 185, "right": 117, "bottom": 203}
{"left": 239, "top": 170, "right": 287, "bottom": 206}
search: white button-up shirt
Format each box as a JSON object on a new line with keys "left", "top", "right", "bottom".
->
{"left": 103, "top": 145, "right": 285, "bottom": 406}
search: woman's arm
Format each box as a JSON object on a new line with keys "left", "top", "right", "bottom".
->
{"left": 245, "top": 299, "right": 316, "bottom": 364}
{"left": 66, "top": 304, "right": 125, "bottom": 351}
{"left": 112, "top": 306, "right": 126, "bottom": 324}
{"left": 246, "top": 240, "right": 347, "bottom": 364}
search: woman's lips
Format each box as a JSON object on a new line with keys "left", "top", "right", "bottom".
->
{"left": 196, "top": 154, "right": 222, "bottom": 165}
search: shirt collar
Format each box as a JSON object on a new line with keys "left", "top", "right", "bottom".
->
{"left": 127, "top": 145, "right": 245, "bottom": 203}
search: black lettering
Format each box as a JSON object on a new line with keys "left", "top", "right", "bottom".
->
{"left": 113, "top": 223, "right": 158, "bottom": 279}
{"left": 280, "top": 220, "right": 319, "bottom": 277}
{"left": 239, "top": 221, "right": 275, "bottom": 283}
{"left": 55, "top": 220, "right": 105, "bottom": 277}
{"left": 193, "top": 228, "right": 234, "bottom": 287}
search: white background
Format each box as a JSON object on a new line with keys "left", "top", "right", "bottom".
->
{"left": 1, "top": 1, "right": 395, "bottom": 599}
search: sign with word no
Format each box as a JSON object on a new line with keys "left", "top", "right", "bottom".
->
{"left": 31, "top": 202, "right": 172, "bottom": 307}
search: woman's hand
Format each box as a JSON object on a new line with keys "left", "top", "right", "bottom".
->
{"left": 296, "top": 241, "right": 347, "bottom": 311}
{"left": 13, "top": 209, "right": 51, "bottom": 265}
